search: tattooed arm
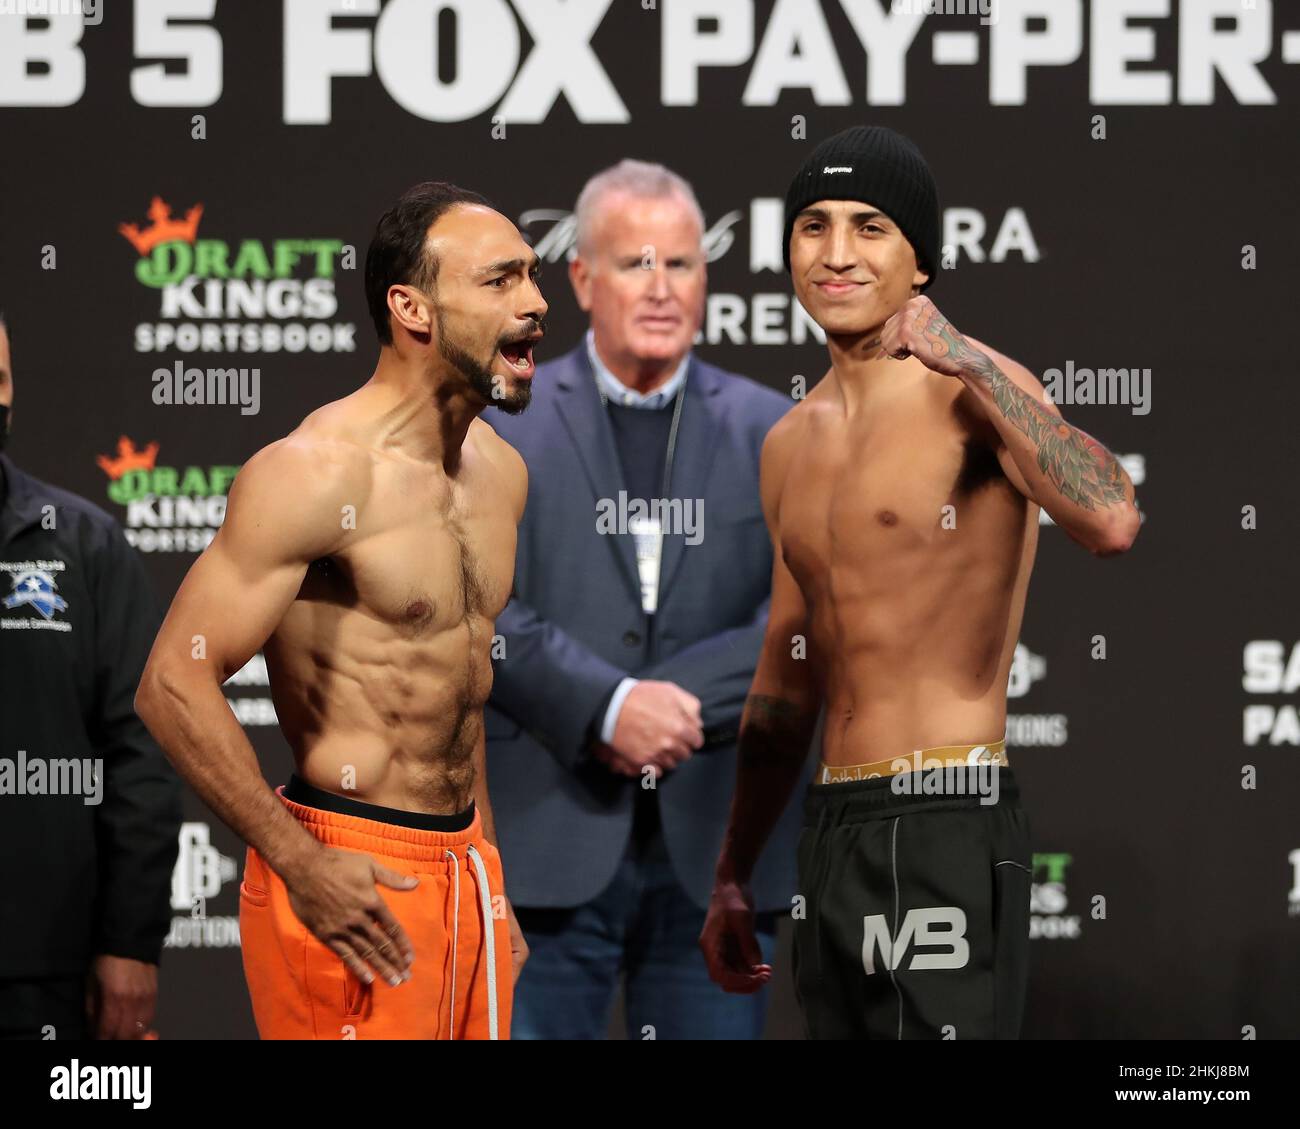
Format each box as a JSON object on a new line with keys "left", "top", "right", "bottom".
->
{"left": 881, "top": 296, "right": 1140, "bottom": 556}
{"left": 719, "top": 695, "right": 819, "bottom": 889}
{"left": 702, "top": 414, "right": 821, "bottom": 993}
{"left": 717, "top": 413, "right": 821, "bottom": 885}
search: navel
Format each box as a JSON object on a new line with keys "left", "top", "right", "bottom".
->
{"left": 876, "top": 509, "right": 899, "bottom": 527}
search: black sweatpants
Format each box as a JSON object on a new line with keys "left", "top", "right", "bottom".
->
{"left": 793, "top": 767, "right": 1031, "bottom": 1040}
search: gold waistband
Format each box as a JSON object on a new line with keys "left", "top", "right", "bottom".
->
{"left": 819, "top": 739, "right": 1008, "bottom": 784}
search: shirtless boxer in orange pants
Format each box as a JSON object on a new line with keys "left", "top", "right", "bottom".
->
{"left": 136, "top": 182, "right": 545, "bottom": 1039}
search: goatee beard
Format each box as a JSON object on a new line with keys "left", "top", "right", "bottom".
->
{"left": 437, "top": 329, "right": 531, "bottom": 416}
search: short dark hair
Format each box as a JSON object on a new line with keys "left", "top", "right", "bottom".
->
{"left": 364, "top": 182, "right": 494, "bottom": 345}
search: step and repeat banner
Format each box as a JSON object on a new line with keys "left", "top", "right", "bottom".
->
{"left": 1, "top": 0, "right": 1296, "bottom": 1038}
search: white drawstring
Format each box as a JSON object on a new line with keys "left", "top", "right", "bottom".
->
{"left": 442, "top": 845, "right": 499, "bottom": 1040}
{"left": 466, "top": 844, "right": 500, "bottom": 1041}
{"left": 443, "top": 848, "right": 460, "bottom": 1040}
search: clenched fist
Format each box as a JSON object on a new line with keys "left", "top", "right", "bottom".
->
{"left": 879, "top": 295, "right": 986, "bottom": 378}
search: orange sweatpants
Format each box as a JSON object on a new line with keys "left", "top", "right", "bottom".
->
{"left": 239, "top": 788, "right": 512, "bottom": 1040}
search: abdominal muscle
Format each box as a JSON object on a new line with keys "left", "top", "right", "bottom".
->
{"left": 811, "top": 547, "right": 1029, "bottom": 766}
{"left": 262, "top": 605, "right": 493, "bottom": 815}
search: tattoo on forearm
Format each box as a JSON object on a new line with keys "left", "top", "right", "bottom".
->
{"left": 963, "top": 352, "right": 1131, "bottom": 512}
{"left": 738, "top": 695, "right": 817, "bottom": 769}
{"left": 895, "top": 302, "right": 1131, "bottom": 513}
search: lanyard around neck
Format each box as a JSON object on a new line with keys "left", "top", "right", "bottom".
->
{"left": 596, "top": 371, "right": 688, "bottom": 501}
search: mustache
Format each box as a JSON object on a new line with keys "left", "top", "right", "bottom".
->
{"left": 499, "top": 318, "right": 546, "bottom": 348}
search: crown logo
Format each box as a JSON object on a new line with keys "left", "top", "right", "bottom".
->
{"left": 118, "top": 196, "right": 204, "bottom": 256}
{"left": 97, "top": 436, "right": 160, "bottom": 479}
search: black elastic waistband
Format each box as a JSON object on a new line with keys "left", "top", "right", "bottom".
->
{"left": 284, "top": 774, "right": 475, "bottom": 832}
{"left": 805, "top": 765, "right": 1020, "bottom": 822}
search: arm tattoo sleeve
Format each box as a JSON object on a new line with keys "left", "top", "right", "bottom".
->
{"left": 963, "top": 351, "right": 1130, "bottom": 512}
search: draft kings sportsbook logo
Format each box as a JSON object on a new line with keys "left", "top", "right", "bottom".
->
{"left": 119, "top": 196, "right": 357, "bottom": 355}
{"left": 97, "top": 437, "right": 240, "bottom": 554}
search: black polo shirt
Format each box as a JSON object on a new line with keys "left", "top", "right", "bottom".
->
{"left": 0, "top": 453, "right": 181, "bottom": 977}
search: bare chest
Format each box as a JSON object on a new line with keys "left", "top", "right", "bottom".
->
{"left": 299, "top": 470, "right": 516, "bottom": 636}
{"left": 779, "top": 401, "right": 1004, "bottom": 589}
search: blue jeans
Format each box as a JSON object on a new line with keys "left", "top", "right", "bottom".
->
{"left": 512, "top": 803, "right": 778, "bottom": 1040}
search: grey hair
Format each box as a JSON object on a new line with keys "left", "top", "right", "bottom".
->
{"left": 573, "top": 159, "right": 705, "bottom": 257}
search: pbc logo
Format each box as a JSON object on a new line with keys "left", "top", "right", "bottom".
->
{"left": 1007, "top": 644, "right": 1046, "bottom": 699}
{"left": 170, "top": 822, "right": 237, "bottom": 915}
{"left": 862, "top": 908, "right": 969, "bottom": 974}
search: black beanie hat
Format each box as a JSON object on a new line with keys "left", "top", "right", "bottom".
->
{"left": 783, "top": 125, "right": 940, "bottom": 290}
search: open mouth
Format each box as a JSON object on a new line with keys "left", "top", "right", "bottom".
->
{"left": 499, "top": 339, "right": 536, "bottom": 377}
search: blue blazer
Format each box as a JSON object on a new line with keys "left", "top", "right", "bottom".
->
{"left": 484, "top": 343, "right": 807, "bottom": 913}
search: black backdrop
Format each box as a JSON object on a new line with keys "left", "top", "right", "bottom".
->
{"left": 1, "top": 0, "right": 1297, "bottom": 1039}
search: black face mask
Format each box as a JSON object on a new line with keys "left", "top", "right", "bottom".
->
{"left": 0, "top": 404, "right": 8, "bottom": 453}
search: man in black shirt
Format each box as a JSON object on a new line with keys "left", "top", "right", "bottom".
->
{"left": 0, "top": 313, "right": 182, "bottom": 1039}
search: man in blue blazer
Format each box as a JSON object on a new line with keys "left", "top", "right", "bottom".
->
{"left": 484, "top": 161, "right": 804, "bottom": 1039}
